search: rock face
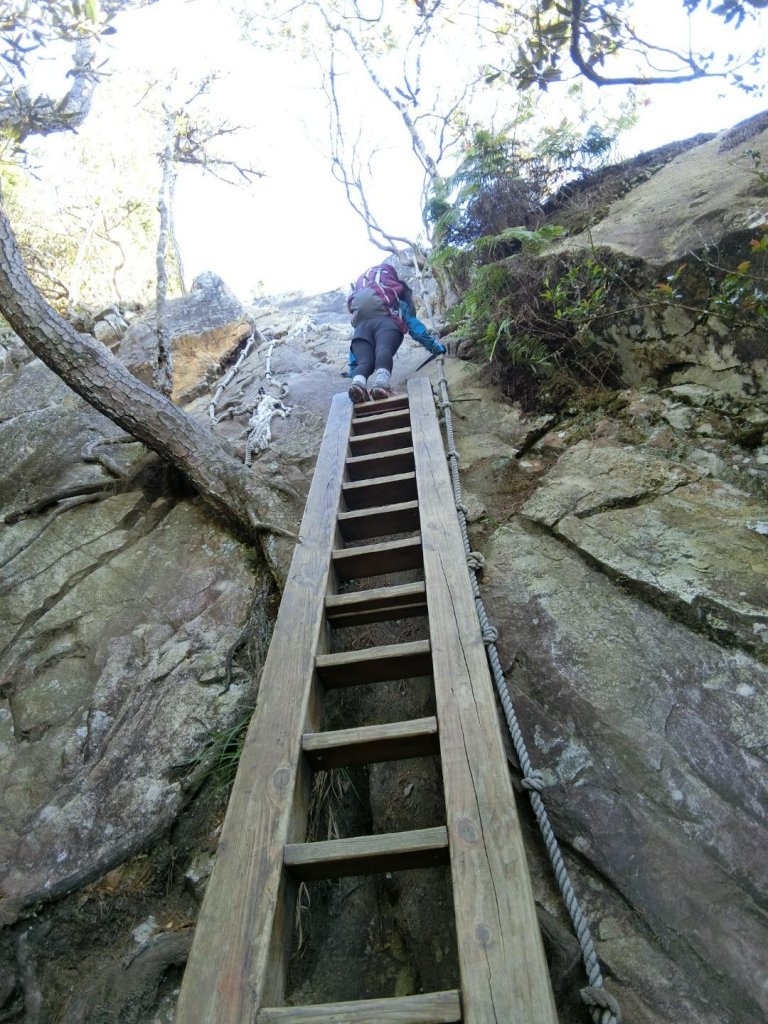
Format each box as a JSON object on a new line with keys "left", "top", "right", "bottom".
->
{"left": 117, "top": 272, "right": 253, "bottom": 395}
{"left": 574, "top": 112, "right": 768, "bottom": 265}
{"left": 2, "top": 112, "right": 768, "bottom": 1024}
{"left": 521, "top": 441, "right": 768, "bottom": 658}
{"left": 558, "top": 112, "right": 768, "bottom": 402}
{"left": 0, "top": 345, "right": 280, "bottom": 929}
{"left": 438, "top": 351, "right": 768, "bottom": 1024}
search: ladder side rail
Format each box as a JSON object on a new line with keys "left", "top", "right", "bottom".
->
{"left": 408, "top": 377, "right": 557, "bottom": 1024}
{"left": 175, "top": 393, "right": 354, "bottom": 1024}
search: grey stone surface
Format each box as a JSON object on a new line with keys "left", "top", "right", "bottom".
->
{"left": 483, "top": 520, "right": 768, "bottom": 1023}
{"left": 0, "top": 361, "right": 136, "bottom": 522}
{"left": 570, "top": 114, "right": 768, "bottom": 265}
{"left": 522, "top": 441, "right": 768, "bottom": 658}
{"left": 520, "top": 440, "right": 702, "bottom": 526}
{"left": 0, "top": 495, "right": 268, "bottom": 924}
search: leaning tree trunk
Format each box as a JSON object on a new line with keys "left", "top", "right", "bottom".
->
{"left": 0, "top": 198, "right": 297, "bottom": 558}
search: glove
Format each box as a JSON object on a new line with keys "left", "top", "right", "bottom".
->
{"left": 434, "top": 342, "right": 447, "bottom": 355}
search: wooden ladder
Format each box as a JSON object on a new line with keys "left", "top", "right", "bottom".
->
{"left": 175, "top": 377, "right": 557, "bottom": 1024}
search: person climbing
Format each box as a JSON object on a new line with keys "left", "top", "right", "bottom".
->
{"left": 345, "top": 262, "right": 446, "bottom": 402}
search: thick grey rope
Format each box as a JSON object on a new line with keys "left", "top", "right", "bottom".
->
{"left": 435, "top": 358, "right": 622, "bottom": 1024}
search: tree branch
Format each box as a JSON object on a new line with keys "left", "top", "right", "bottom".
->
{"left": 0, "top": 193, "right": 297, "bottom": 546}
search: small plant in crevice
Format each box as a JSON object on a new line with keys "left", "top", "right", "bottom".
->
{"left": 306, "top": 768, "right": 356, "bottom": 843}
{"left": 652, "top": 225, "right": 768, "bottom": 329}
{"left": 290, "top": 768, "right": 357, "bottom": 960}
{"left": 445, "top": 248, "right": 625, "bottom": 411}
{"left": 542, "top": 256, "right": 612, "bottom": 346}
{"left": 190, "top": 707, "right": 255, "bottom": 790}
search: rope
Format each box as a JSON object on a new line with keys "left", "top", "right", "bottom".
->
{"left": 243, "top": 337, "right": 291, "bottom": 464}
{"left": 244, "top": 395, "right": 291, "bottom": 466}
{"left": 206, "top": 326, "right": 291, "bottom": 464}
{"left": 434, "top": 357, "right": 621, "bottom": 1024}
{"left": 207, "top": 327, "right": 258, "bottom": 423}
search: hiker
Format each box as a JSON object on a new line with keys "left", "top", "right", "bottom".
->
{"left": 346, "top": 263, "right": 446, "bottom": 402}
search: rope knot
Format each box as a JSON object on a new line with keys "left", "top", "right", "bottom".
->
{"left": 521, "top": 770, "right": 545, "bottom": 792}
{"left": 439, "top": 398, "right": 452, "bottom": 411}
{"left": 455, "top": 501, "right": 469, "bottom": 516}
{"left": 481, "top": 624, "right": 498, "bottom": 645}
{"left": 466, "top": 551, "right": 485, "bottom": 571}
{"left": 581, "top": 985, "right": 622, "bottom": 1024}
{"left": 446, "top": 447, "right": 460, "bottom": 463}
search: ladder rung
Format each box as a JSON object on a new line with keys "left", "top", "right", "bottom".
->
{"left": 302, "top": 716, "right": 439, "bottom": 769}
{"left": 284, "top": 825, "right": 449, "bottom": 880}
{"left": 333, "top": 536, "right": 422, "bottom": 582}
{"left": 337, "top": 500, "right": 420, "bottom": 542}
{"left": 342, "top": 472, "right": 417, "bottom": 511}
{"left": 315, "top": 639, "right": 432, "bottom": 688}
{"left": 326, "top": 581, "right": 427, "bottom": 626}
{"left": 256, "top": 989, "right": 462, "bottom": 1023}
{"left": 349, "top": 426, "right": 413, "bottom": 456}
{"left": 346, "top": 447, "right": 415, "bottom": 481}
{"left": 353, "top": 393, "right": 409, "bottom": 417}
{"left": 351, "top": 408, "right": 411, "bottom": 435}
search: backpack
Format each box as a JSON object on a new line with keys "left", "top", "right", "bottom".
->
{"left": 347, "top": 264, "right": 407, "bottom": 332}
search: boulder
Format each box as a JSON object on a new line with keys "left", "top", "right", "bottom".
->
{"left": 118, "top": 273, "right": 252, "bottom": 396}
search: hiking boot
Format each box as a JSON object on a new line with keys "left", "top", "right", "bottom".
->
{"left": 370, "top": 385, "right": 396, "bottom": 400}
{"left": 348, "top": 383, "right": 371, "bottom": 404}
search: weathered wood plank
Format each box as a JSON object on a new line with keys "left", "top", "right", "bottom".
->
{"left": 349, "top": 426, "right": 413, "bottom": 456}
{"left": 345, "top": 447, "right": 415, "bottom": 481}
{"left": 284, "top": 826, "right": 449, "bottom": 880}
{"left": 351, "top": 408, "right": 411, "bottom": 435}
{"left": 332, "top": 535, "right": 423, "bottom": 582}
{"left": 342, "top": 472, "right": 417, "bottom": 510}
{"left": 302, "top": 716, "right": 439, "bottom": 769}
{"left": 337, "top": 500, "right": 420, "bottom": 542}
{"left": 353, "top": 393, "right": 409, "bottom": 417}
{"left": 325, "top": 581, "right": 427, "bottom": 626}
{"left": 256, "top": 989, "right": 462, "bottom": 1023}
{"left": 175, "top": 393, "right": 353, "bottom": 1024}
{"left": 408, "top": 377, "right": 557, "bottom": 1024}
{"left": 315, "top": 639, "right": 432, "bottom": 689}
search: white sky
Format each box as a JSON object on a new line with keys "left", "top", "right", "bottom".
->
{"left": 38, "top": 0, "right": 768, "bottom": 301}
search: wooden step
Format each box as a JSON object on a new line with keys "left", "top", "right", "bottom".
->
{"left": 284, "top": 825, "right": 449, "bottom": 880}
{"left": 333, "top": 536, "right": 422, "bottom": 582}
{"left": 326, "top": 581, "right": 427, "bottom": 627}
{"left": 351, "top": 408, "right": 411, "bottom": 435}
{"left": 353, "top": 393, "right": 409, "bottom": 417}
{"left": 303, "top": 716, "right": 439, "bottom": 769}
{"left": 342, "top": 472, "right": 417, "bottom": 511}
{"left": 346, "top": 447, "right": 415, "bottom": 481}
{"left": 256, "top": 989, "right": 462, "bottom": 1023}
{"left": 349, "top": 426, "right": 413, "bottom": 456}
{"left": 337, "top": 500, "right": 420, "bottom": 542}
{"left": 315, "top": 639, "right": 432, "bottom": 688}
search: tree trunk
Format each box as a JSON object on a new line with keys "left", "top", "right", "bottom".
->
{"left": 0, "top": 198, "right": 298, "bottom": 560}
{"left": 154, "top": 106, "right": 176, "bottom": 396}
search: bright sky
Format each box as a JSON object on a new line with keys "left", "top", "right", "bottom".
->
{"left": 39, "top": 0, "right": 768, "bottom": 301}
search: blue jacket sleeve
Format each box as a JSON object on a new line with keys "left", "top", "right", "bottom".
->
{"left": 400, "top": 301, "right": 444, "bottom": 354}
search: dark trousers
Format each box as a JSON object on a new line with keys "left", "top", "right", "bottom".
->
{"left": 351, "top": 317, "right": 404, "bottom": 378}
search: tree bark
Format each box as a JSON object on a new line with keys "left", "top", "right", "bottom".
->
{"left": 0, "top": 197, "right": 297, "bottom": 555}
{"left": 155, "top": 106, "right": 176, "bottom": 395}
